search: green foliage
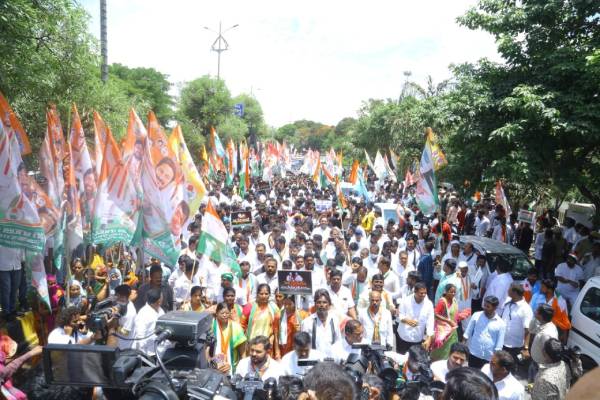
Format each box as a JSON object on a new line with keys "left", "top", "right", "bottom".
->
{"left": 232, "top": 94, "right": 265, "bottom": 138}
{"left": 176, "top": 76, "right": 232, "bottom": 137}
{"left": 275, "top": 120, "right": 337, "bottom": 151}
{"left": 109, "top": 63, "right": 173, "bottom": 124}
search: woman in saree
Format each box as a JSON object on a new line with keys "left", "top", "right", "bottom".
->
{"left": 242, "top": 283, "right": 280, "bottom": 358}
{"left": 180, "top": 286, "right": 205, "bottom": 312}
{"left": 278, "top": 294, "right": 308, "bottom": 357}
{"left": 431, "top": 283, "right": 459, "bottom": 361}
{"left": 434, "top": 259, "right": 462, "bottom": 304}
{"left": 206, "top": 302, "right": 247, "bottom": 376}
{"left": 223, "top": 287, "right": 244, "bottom": 324}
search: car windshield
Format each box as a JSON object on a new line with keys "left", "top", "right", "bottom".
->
{"left": 486, "top": 253, "right": 531, "bottom": 280}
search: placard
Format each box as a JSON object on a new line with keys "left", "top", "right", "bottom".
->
{"left": 517, "top": 209, "right": 536, "bottom": 225}
{"left": 230, "top": 211, "right": 252, "bottom": 227}
{"left": 315, "top": 199, "right": 332, "bottom": 212}
{"left": 278, "top": 270, "right": 313, "bottom": 296}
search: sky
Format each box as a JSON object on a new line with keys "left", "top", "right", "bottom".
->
{"left": 81, "top": 0, "right": 501, "bottom": 128}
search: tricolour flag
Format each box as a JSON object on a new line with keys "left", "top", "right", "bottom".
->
{"left": 93, "top": 111, "right": 110, "bottom": 180}
{"left": 64, "top": 141, "right": 83, "bottom": 257}
{"left": 348, "top": 160, "right": 359, "bottom": 185}
{"left": 210, "top": 127, "right": 225, "bottom": 158}
{"left": 122, "top": 109, "right": 148, "bottom": 181}
{"left": 335, "top": 177, "right": 347, "bottom": 209}
{"left": 197, "top": 201, "right": 241, "bottom": 278}
{"left": 495, "top": 181, "right": 512, "bottom": 216}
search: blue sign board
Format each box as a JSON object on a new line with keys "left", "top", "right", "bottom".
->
{"left": 234, "top": 103, "right": 244, "bottom": 117}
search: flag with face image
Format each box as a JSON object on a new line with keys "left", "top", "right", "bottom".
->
{"left": 0, "top": 118, "right": 45, "bottom": 252}
{"left": 92, "top": 117, "right": 141, "bottom": 247}
{"left": 140, "top": 113, "right": 181, "bottom": 265}
{"left": 122, "top": 109, "right": 148, "bottom": 184}
{"left": 63, "top": 141, "right": 83, "bottom": 255}
{"left": 93, "top": 111, "right": 110, "bottom": 180}
{"left": 70, "top": 104, "right": 95, "bottom": 241}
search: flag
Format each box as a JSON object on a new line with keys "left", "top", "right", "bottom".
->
{"left": 92, "top": 117, "right": 141, "bottom": 247}
{"left": 425, "top": 128, "right": 447, "bottom": 171}
{"left": 335, "top": 177, "right": 347, "bottom": 209}
{"left": 415, "top": 135, "right": 440, "bottom": 215}
{"left": 122, "top": 109, "right": 148, "bottom": 182}
{"left": 28, "top": 252, "right": 51, "bottom": 309}
{"left": 373, "top": 150, "right": 387, "bottom": 179}
{"left": 383, "top": 154, "right": 396, "bottom": 182}
{"left": 348, "top": 160, "right": 359, "bottom": 185}
{"left": 495, "top": 181, "right": 512, "bottom": 216}
{"left": 93, "top": 111, "right": 110, "bottom": 180}
{"left": 201, "top": 144, "right": 208, "bottom": 162}
{"left": 69, "top": 104, "right": 95, "bottom": 241}
{"left": 354, "top": 169, "right": 371, "bottom": 201}
{"left": 197, "top": 201, "right": 241, "bottom": 278}
{"left": 168, "top": 125, "right": 206, "bottom": 229}
{"left": 389, "top": 149, "right": 399, "bottom": 171}
{"left": 63, "top": 142, "right": 83, "bottom": 257}
{"left": 403, "top": 169, "right": 415, "bottom": 188}
{"left": 210, "top": 127, "right": 225, "bottom": 158}
{"left": 0, "top": 118, "right": 45, "bottom": 252}
{"left": 0, "top": 91, "right": 31, "bottom": 155}
{"left": 238, "top": 143, "right": 250, "bottom": 198}
{"left": 364, "top": 149, "right": 375, "bottom": 174}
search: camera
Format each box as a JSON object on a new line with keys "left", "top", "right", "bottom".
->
{"left": 88, "top": 298, "right": 127, "bottom": 333}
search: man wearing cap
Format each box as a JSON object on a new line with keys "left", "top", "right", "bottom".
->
{"left": 554, "top": 253, "right": 584, "bottom": 309}
{"left": 216, "top": 272, "right": 246, "bottom": 305}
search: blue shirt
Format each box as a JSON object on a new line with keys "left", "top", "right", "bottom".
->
{"left": 464, "top": 311, "right": 506, "bottom": 361}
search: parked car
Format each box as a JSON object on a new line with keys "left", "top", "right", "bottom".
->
{"left": 374, "top": 203, "right": 400, "bottom": 225}
{"left": 458, "top": 235, "right": 532, "bottom": 281}
{"left": 568, "top": 276, "right": 600, "bottom": 371}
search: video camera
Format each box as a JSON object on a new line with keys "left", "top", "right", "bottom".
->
{"left": 347, "top": 343, "right": 398, "bottom": 392}
{"left": 44, "top": 311, "right": 238, "bottom": 399}
{"left": 88, "top": 298, "right": 127, "bottom": 333}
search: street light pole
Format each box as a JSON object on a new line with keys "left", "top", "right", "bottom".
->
{"left": 204, "top": 22, "right": 239, "bottom": 80}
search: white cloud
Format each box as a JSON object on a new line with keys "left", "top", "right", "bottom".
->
{"left": 82, "top": 0, "right": 500, "bottom": 127}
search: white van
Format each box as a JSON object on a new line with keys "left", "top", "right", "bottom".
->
{"left": 568, "top": 276, "right": 600, "bottom": 371}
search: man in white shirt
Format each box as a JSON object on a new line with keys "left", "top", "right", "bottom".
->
{"left": 431, "top": 342, "right": 469, "bottom": 383}
{"left": 459, "top": 242, "right": 478, "bottom": 276}
{"left": 280, "top": 332, "right": 325, "bottom": 377}
{"left": 0, "top": 246, "right": 23, "bottom": 319}
{"left": 363, "top": 244, "right": 380, "bottom": 275}
{"left": 236, "top": 335, "right": 282, "bottom": 381}
{"left": 48, "top": 305, "right": 97, "bottom": 345}
{"left": 485, "top": 261, "right": 513, "bottom": 315}
{"left": 582, "top": 242, "right": 600, "bottom": 279}
{"left": 378, "top": 257, "right": 401, "bottom": 300}
{"left": 358, "top": 290, "right": 394, "bottom": 348}
{"left": 301, "top": 289, "right": 343, "bottom": 360}
{"left": 395, "top": 251, "right": 414, "bottom": 290}
{"left": 475, "top": 210, "right": 491, "bottom": 237}
{"left": 555, "top": 253, "right": 585, "bottom": 309}
{"left": 132, "top": 288, "right": 165, "bottom": 355}
{"left": 173, "top": 257, "right": 200, "bottom": 307}
{"left": 237, "top": 260, "right": 257, "bottom": 304}
{"left": 397, "top": 282, "right": 434, "bottom": 354}
{"left": 333, "top": 319, "right": 364, "bottom": 363}
{"left": 481, "top": 350, "right": 525, "bottom": 400}
{"left": 311, "top": 216, "right": 331, "bottom": 240}
{"left": 256, "top": 257, "right": 279, "bottom": 301}
{"left": 114, "top": 284, "right": 137, "bottom": 350}
{"left": 404, "top": 238, "right": 421, "bottom": 269}
{"left": 327, "top": 269, "right": 357, "bottom": 319}
{"left": 500, "top": 283, "right": 533, "bottom": 363}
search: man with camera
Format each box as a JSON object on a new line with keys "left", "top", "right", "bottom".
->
{"left": 114, "top": 284, "right": 137, "bottom": 350}
{"left": 48, "top": 305, "right": 101, "bottom": 345}
{"left": 280, "top": 332, "right": 325, "bottom": 377}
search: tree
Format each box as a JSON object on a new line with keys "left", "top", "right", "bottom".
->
{"left": 177, "top": 75, "right": 232, "bottom": 137}
{"left": 232, "top": 94, "right": 265, "bottom": 146}
{"left": 453, "top": 0, "right": 600, "bottom": 217}
{"left": 109, "top": 63, "right": 173, "bottom": 124}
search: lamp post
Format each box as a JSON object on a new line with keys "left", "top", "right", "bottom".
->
{"left": 204, "top": 22, "right": 239, "bottom": 80}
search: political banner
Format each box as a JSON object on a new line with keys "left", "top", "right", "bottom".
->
{"left": 231, "top": 211, "right": 252, "bottom": 227}
{"left": 278, "top": 270, "right": 313, "bottom": 296}
{"left": 517, "top": 210, "right": 536, "bottom": 225}
{"left": 315, "top": 199, "right": 332, "bottom": 212}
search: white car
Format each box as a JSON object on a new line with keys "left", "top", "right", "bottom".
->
{"left": 568, "top": 276, "right": 600, "bottom": 371}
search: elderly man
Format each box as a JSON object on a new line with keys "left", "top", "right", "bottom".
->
{"left": 358, "top": 290, "right": 394, "bottom": 348}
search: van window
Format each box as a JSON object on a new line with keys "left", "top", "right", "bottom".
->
{"left": 580, "top": 287, "right": 600, "bottom": 324}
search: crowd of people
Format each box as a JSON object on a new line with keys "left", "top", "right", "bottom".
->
{"left": 1, "top": 170, "right": 599, "bottom": 400}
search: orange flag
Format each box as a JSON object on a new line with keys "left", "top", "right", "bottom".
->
{"left": 348, "top": 160, "right": 359, "bottom": 184}
{"left": 0, "top": 91, "right": 31, "bottom": 155}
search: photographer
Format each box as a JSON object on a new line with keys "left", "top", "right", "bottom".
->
{"left": 47, "top": 306, "right": 98, "bottom": 345}
{"left": 280, "top": 332, "right": 325, "bottom": 377}
{"left": 114, "top": 284, "right": 137, "bottom": 350}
